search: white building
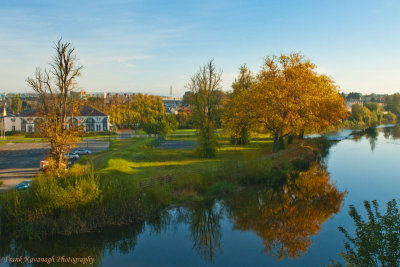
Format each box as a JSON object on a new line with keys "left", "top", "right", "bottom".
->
{"left": 0, "top": 105, "right": 110, "bottom": 133}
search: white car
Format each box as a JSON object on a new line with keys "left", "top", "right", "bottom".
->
{"left": 65, "top": 152, "right": 79, "bottom": 159}
{"left": 73, "top": 149, "right": 92, "bottom": 155}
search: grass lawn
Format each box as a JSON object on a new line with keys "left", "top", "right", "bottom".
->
{"left": 3, "top": 136, "right": 47, "bottom": 142}
{"left": 77, "top": 130, "right": 303, "bottom": 186}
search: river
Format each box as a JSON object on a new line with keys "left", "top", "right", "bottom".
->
{"left": 1, "top": 126, "right": 400, "bottom": 266}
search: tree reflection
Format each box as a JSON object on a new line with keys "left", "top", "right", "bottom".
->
{"left": 177, "top": 199, "right": 223, "bottom": 262}
{"left": 224, "top": 163, "right": 345, "bottom": 260}
{"left": 365, "top": 127, "right": 379, "bottom": 151}
{"left": 383, "top": 125, "right": 400, "bottom": 140}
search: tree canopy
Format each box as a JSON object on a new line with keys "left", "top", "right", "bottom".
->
{"left": 248, "top": 53, "right": 347, "bottom": 152}
{"left": 186, "top": 59, "right": 223, "bottom": 158}
{"left": 26, "top": 39, "right": 83, "bottom": 170}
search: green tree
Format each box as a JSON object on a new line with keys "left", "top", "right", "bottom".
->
{"left": 351, "top": 104, "right": 364, "bottom": 122}
{"left": 142, "top": 114, "right": 178, "bottom": 136}
{"left": 186, "top": 59, "right": 223, "bottom": 158}
{"left": 346, "top": 92, "right": 362, "bottom": 100}
{"left": 10, "top": 95, "right": 22, "bottom": 114}
{"left": 337, "top": 200, "right": 400, "bottom": 267}
{"left": 385, "top": 93, "right": 400, "bottom": 116}
{"left": 383, "top": 111, "right": 397, "bottom": 123}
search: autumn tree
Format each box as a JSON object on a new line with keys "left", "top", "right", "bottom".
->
{"left": 176, "top": 108, "right": 193, "bottom": 129}
{"left": 186, "top": 59, "right": 223, "bottom": 158}
{"left": 250, "top": 53, "right": 347, "bottom": 153}
{"left": 26, "top": 39, "right": 83, "bottom": 170}
{"left": 223, "top": 64, "right": 254, "bottom": 145}
{"left": 131, "top": 93, "right": 164, "bottom": 127}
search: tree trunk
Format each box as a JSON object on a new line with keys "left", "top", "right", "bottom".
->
{"left": 299, "top": 130, "right": 305, "bottom": 139}
{"left": 288, "top": 135, "right": 294, "bottom": 144}
{"left": 279, "top": 136, "right": 285, "bottom": 150}
{"left": 273, "top": 132, "right": 280, "bottom": 153}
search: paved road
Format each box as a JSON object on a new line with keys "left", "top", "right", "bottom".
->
{"left": 156, "top": 140, "right": 196, "bottom": 150}
{"left": 0, "top": 140, "right": 109, "bottom": 191}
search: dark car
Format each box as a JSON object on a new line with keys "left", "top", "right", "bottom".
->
{"left": 15, "top": 180, "right": 32, "bottom": 191}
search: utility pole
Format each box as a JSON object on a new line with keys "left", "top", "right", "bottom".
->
{"left": 2, "top": 105, "right": 6, "bottom": 139}
{"left": 170, "top": 85, "right": 172, "bottom": 98}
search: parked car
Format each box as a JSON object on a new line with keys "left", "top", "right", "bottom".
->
{"left": 73, "top": 149, "right": 92, "bottom": 155}
{"left": 15, "top": 180, "right": 32, "bottom": 191}
{"left": 65, "top": 152, "right": 79, "bottom": 159}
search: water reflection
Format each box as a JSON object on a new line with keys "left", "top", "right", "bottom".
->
{"left": 176, "top": 200, "right": 223, "bottom": 262}
{"left": 0, "top": 164, "right": 345, "bottom": 265}
{"left": 365, "top": 128, "right": 379, "bottom": 151}
{"left": 383, "top": 124, "right": 400, "bottom": 139}
{"left": 224, "top": 163, "right": 345, "bottom": 260}
{"left": 0, "top": 222, "right": 145, "bottom": 266}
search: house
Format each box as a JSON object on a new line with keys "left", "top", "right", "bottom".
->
{"left": 1, "top": 105, "right": 110, "bottom": 133}
{"left": 345, "top": 100, "right": 363, "bottom": 111}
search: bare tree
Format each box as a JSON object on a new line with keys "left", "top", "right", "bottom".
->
{"left": 186, "top": 59, "right": 223, "bottom": 158}
{"left": 26, "top": 39, "right": 83, "bottom": 170}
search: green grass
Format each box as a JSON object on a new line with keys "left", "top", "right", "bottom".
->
{"left": 3, "top": 136, "right": 47, "bottom": 142}
{"left": 77, "top": 130, "right": 303, "bottom": 192}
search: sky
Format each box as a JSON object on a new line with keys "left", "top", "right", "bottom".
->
{"left": 1, "top": 0, "right": 400, "bottom": 96}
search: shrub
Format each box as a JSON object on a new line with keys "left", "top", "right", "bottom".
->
{"left": 205, "top": 182, "right": 234, "bottom": 196}
{"left": 173, "top": 172, "right": 203, "bottom": 196}
{"left": 143, "top": 183, "right": 172, "bottom": 211}
{"left": 0, "top": 168, "right": 104, "bottom": 238}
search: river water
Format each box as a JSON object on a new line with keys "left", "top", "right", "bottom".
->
{"left": 1, "top": 126, "right": 400, "bottom": 266}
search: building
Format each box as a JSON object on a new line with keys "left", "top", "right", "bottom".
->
{"left": 161, "top": 97, "right": 183, "bottom": 114}
{"left": 0, "top": 105, "right": 110, "bottom": 133}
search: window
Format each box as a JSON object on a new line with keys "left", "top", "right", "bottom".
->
{"left": 12, "top": 126, "right": 15, "bottom": 131}
{"left": 86, "top": 118, "right": 95, "bottom": 132}
{"left": 102, "top": 117, "right": 108, "bottom": 132}
{"left": 21, "top": 119, "right": 27, "bottom": 132}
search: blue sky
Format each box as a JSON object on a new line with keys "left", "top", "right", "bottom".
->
{"left": 1, "top": 0, "right": 400, "bottom": 96}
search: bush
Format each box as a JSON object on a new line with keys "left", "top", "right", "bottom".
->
{"left": 0, "top": 168, "right": 150, "bottom": 239}
{"left": 205, "top": 182, "right": 234, "bottom": 196}
{"left": 173, "top": 172, "right": 203, "bottom": 196}
{"left": 143, "top": 183, "right": 172, "bottom": 211}
{"left": 383, "top": 111, "right": 397, "bottom": 123}
{"left": 5, "top": 131, "right": 24, "bottom": 136}
{"left": 196, "top": 129, "right": 218, "bottom": 158}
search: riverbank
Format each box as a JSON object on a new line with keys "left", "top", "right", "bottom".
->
{"left": 0, "top": 131, "right": 329, "bottom": 239}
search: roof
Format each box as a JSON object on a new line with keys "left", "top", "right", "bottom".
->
{"left": 20, "top": 109, "right": 40, "bottom": 117}
{"left": 19, "top": 106, "right": 107, "bottom": 117}
{"left": 79, "top": 106, "right": 107, "bottom": 117}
